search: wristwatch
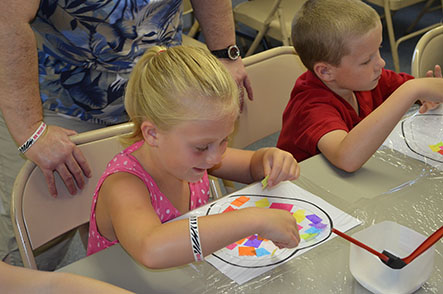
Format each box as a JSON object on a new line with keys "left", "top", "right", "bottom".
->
{"left": 210, "top": 45, "right": 240, "bottom": 61}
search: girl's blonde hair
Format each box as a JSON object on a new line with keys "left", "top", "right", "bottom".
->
{"left": 292, "top": 0, "right": 380, "bottom": 72}
{"left": 123, "top": 45, "right": 240, "bottom": 146}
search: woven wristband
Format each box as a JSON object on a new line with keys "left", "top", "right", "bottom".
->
{"left": 189, "top": 216, "right": 204, "bottom": 262}
{"left": 18, "top": 122, "right": 47, "bottom": 154}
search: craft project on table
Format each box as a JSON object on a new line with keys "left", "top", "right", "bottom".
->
{"left": 383, "top": 107, "right": 443, "bottom": 169}
{"left": 186, "top": 181, "right": 361, "bottom": 285}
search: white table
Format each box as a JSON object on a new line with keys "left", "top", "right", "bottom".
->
{"left": 59, "top": 149, "right": 443, "bottom": 293}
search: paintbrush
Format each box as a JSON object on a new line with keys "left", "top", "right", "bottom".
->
{"left": 333, "top": 226, "right": 443, "bottom": 269}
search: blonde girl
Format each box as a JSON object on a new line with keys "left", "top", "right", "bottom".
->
{"left": 87, "top": 45, "right": 301, "bottom": 268}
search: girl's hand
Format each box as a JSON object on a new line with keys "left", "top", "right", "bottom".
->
{"left": 419, "top": 64, "right": 442, "bottom": 113}
{"left": 252, "top": 207, "right": 300, "bottom": 248}
{"left": 262, "top": 147, "right": 300, "bottom": 188}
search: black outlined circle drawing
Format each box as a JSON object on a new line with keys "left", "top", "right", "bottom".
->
{"left": 205, "top": 194, "right": 333, "bottom": 268}
{"left": 401, "top": 113, "right": 443, "bottom": 163}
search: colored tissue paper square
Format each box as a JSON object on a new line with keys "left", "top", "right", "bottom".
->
{"left": 261, "top": 175, "right": 269, "bottom": 189}
{"left": 438, "top": 150, "right": 443, "bottom": 155}
{"left": 309, "top": 222, "right": 328, "bottom": 230}
{"left": 244, "top": 237, "right": 263, "bottom": 248}
{"left": 300, "top": 233, "right": 318, "bottom": 241}
{"left": 256, "top": 235, "right": 268, "bottom": 241}
{"left": 298, "top": 224, "right": 303, "bottom": 231}
{"left": 223, "top": 205, "right": 236, "bottom": 213}
{"left": 262, "top": 241, "right": 278, "bottom": 253}
{"left": 255, "top": 248, "right": 271, "bottom": 257}
{"left": 429, "top": 142, "right": 443, "bottom": 152}
{"left": 255, "top": 198, "right": 270, "bottom": 208}
{"left": 269, "top": 202, "right": 294, "bottom": 212}
{"left": 226, "top": 243, "right": 237, "bottom": 250}
{"left": 306, "top": 214, "right": 322, "bottom": 224}
{"left": 236, "top": 238, "right": 247, "bottom": 245}
{"left": 238, "top": 246, "right": 256, "bottom": 256}
{"left": 231, "top": 196, "right": 250, "bottom": 207}
{"left": 305, "top": 226, "right": 322, "bottom": 235}
{"left": 293, "top": 209, "right": 306, "bottom": 223}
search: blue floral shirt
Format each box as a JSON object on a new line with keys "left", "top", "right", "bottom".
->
{"left": 32, "top": 0, "right": 183, "bottom": 124}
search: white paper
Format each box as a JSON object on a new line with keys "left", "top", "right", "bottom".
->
{"left": 185, "top": 181, "right": 362, "bottom": 285}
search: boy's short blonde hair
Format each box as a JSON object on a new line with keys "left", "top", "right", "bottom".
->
{"left": 292, "top": 0, "right": 380, "bottom": 71}
{"left": 123, "top": 45, "right": 240, "bottom": 145}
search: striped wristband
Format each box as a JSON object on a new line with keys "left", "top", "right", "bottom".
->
{"left": 189, "top": 216, "right": 204, "bottom": 262}
{"left": 18, "top": 122, "right": 47, "bottom": 154}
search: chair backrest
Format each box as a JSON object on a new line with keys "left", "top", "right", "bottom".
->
{"left": 11, "top": 123, "right": 134, "bottom": 269}
{"left": 230, "top": 46, "right": 307, "bottom": 148}
{"left": 365, "top": 0, "right": 440, "bottom": 72}
{"left": 411, "top": 25, "right": 443, "bottom": 78}
{"left": 11, "top": 121, "right": 224, "bottom": 269}
{"left": 233, "top": 0, "right": 307, "bottom": 55}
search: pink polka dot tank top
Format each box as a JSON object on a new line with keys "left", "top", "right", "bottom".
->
{"left": 87, "top": 141, "right": 210, "bottom": 256}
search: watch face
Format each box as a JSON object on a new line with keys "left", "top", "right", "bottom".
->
{"left": 228, "top": 45, "right": 240, "bottom": 60}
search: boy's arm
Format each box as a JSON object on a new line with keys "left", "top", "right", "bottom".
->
{"left": 419, "top": 65, "right": 442, "bottom": 113}
{"left": 318, "top": 77, "right": 443, "bottom": 172}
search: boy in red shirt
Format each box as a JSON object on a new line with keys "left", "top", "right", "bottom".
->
{"left": 277, "top": 0, "right": 443, "bottom": 172}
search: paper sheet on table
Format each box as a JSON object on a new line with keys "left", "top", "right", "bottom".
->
{"left": 188, "top": 181, "right": 361, "bottom": 285}
{"left": 383, "top": 106, "right": 443, "bottom": 170}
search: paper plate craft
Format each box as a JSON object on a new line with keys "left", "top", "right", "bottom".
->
{"left": 205, "top": 194, "right": 333, "bottom": 269}
{"left": 195, "top": 181, "right": 361, "bottom": 285}
{"left": 401, "top": 113, "right": 443, "bottom": 163}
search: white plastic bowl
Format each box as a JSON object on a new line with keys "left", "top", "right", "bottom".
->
{"left": 349, "top": 221, "right": 435, "bottom": 294}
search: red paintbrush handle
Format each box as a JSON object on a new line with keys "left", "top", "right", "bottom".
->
{"left": 332, "top": 228, "right": 389, "bottom": 262}
{"left": 403, "top": 226, "right": 443, "bottom": 264}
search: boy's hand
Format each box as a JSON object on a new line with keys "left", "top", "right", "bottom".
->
{"left": 261, "top": 148, "right": 300, "bottom": 188}
{"left": 419, "top": 65, "right": 442, "bottom": 113}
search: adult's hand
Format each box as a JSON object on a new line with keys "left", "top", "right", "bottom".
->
{"left": 24, "top": 125, "right": 91, "bottom": 197}
{"left": 220, "top": 58, "right": 254, "bottom": 111}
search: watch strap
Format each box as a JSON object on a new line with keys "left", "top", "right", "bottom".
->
{"left": 210, "top": 45, "right": 240, "bottom": 60}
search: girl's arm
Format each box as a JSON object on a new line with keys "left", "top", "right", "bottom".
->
{"left": 318, "top": 77, "right": 443, "bottom": 172}
{"left": 99, "top": 173, "right": 299, "bottom": 269}
{"left": 0, "top": 261, "right": 133, "bottom": 294}
{"left": 209, "top": 147, "right": 300, "bottom": 187}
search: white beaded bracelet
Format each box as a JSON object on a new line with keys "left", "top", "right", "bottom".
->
{"left": 189, "top": 216, "right": 204, "bottom": 262}
{"left": 18, "top": 122, "right": 47, "bottom": 154}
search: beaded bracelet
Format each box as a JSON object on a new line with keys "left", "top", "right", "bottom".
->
{"left": 189, "top": 216, "right": 204, "bottom": 262}
{"left": 18, "top": 122, "right": 47, "bottom": 154}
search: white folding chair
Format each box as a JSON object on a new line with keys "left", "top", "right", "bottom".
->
{"left": 222, "top": 46, "right": 307, "bottom": 191}
{"left": 365, "top": 0, "right": 443, "bottom": 72}
{"left": 181, "top": 0, "right": 206, "bottom": 49}
{"left": 11, "top": 123, "right": 134, "bottom": 269}
{"left": 11, "top": 122, "right": 224, "bottom": 269}
{"left": 233, "top": 0, "right": 307, "bottom": 56}
{"left": 411, "top": 24, "right": 443, "bottom": 77}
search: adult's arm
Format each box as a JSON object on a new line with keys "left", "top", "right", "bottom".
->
{"left": 0, "top": 0, "right": 91, "bottom": 197}
{"left": 0, "top": 261, "right": 134, "bottom": 294}
{"left": 191, "top": 0, "right": 253, "bottom": 103}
